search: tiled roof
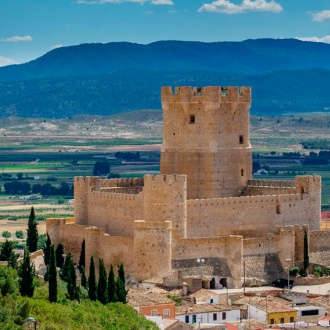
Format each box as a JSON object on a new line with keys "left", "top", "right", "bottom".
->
{"left": 189, "top": 288, "right": 218, "bottom": 302}
{"left": 127, "top": 288, "right": 175, "bottom": 307}
{"left": 176, "top": 304, "right": 235, "bottom": 315}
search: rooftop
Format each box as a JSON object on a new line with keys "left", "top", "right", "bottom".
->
{"left": 127, "top": 288, "right": 175, "bottom": 307}
{"left": 176, "top": 304, "right": 234, "bottom": 315}
{"left": 189, "top": 288, "right": 218, "bottom": 303}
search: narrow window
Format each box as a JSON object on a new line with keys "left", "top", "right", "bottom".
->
{"left": 189, "top": 115, "right": 195, "bottom": 124}
{"left": 193, "top": 314, "right": 197, "bottom": 323}
{"left": 151, "top": 309, "right": 157, "bottom": 316}
{"left": 290, "top": 317, "right": 294, "bottom": 323}
{"left": 222, "top": 312, "right": 226, "bottom": 320}
{"left": 210, "top": 298, "right": 214, "bottom": 304}
{"left": 280, "top": 318, "right": 284, "bottom": 324}
{"left": 213, "top": 313, "right": 217, "bottom": 321}
{"left": 241, "top": 169, "right": 244, "bottom": 176}
{"left": 185, "top": 315, "right": 189, "bottom": 323}
{"left": 163, "top": 309, "right": 170, "bottom": 317}
{"left": 239, "top": 135, "right": 244, "bottom": 144}
{"left": 270, "top": 319, "right": 275, "bottom": 325}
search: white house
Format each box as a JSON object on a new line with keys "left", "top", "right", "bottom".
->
{"left": 176, "top": 304, "right": 240, "bottom": 326}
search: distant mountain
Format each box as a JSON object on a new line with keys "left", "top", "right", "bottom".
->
{"left": 0, "top": 39, "right": 329, "bottom": 118}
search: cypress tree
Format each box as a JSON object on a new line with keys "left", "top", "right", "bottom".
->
{"left": 43, "top": 233, "right": 51, "bottom": 266}
{"left": 97, "top": 259, "right": 108, "bottom": 304}
{"left": 66, "top": 254, "right": 77, "bottom": 300}
{"left": 19, "top": 248, "right": 35, "bottom": 298}
{"left": 55, "top": 243, "right": 65, "bottom": 269}
{"left": 80, "top": 266, "right": 88, "bottom": 289}
{"left": 303, "top": 229, "right": 310, "bottom": 271}
{"left": 78, "top": 239, "right": 85, "bottom": 272}
{"left": 88, "top": 256, "right": 97, "bottom": 301}
{"left": 26, "top": 207, "right": 38, "bottom": 253}
{"left": 116, "top": 277, "right": 127, "bottom": 304}
{"left": 60, "top": 253, "right": 71, "bottom": 282}
{"left": 118, "top": 263, "right": 125, "bottom": 285}
{"left": 108, "top": 264, "right": 117, "bottom": 303}
{"left": 49, "top": 244, "right": 57, "bottom": 303}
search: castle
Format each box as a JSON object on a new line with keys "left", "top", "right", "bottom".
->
{"left": 47, "top": 86, "right": 327, "bottom": 289}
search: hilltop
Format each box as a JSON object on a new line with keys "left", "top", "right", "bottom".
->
{"left": 0, "top": 39, "right": 329, "bottom": 118}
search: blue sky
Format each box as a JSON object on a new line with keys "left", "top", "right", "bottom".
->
{"left": 0, "top": 0, "right": 330, "bottom": 66}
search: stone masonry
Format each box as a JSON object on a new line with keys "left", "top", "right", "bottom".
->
{"left": 47, "top": 86, "right": 324, "bottom": 289}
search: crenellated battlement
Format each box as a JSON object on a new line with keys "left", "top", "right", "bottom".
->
{"left": 247, "top": 179, "right": 295, "bottom": 188}
{"left": 91, "top": 191, "right": 141, "bottom": 201}
{"left": 162, "top": 86, "right": 251, "bottom": 104}
{"left": 134, "top": 220, "right": 172, "bottom": 230}
{"left": 144, "top": 173, "right": 186, "bottom": 186}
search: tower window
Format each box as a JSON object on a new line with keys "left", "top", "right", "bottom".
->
{"left": 189, "top": 115, "right": 195, "bottom": 124}
{"left": 239, "top": 135, "right": 244, "bottom": 144}
{"left": 241, "top": 169, "right": 244, "bottom": 176}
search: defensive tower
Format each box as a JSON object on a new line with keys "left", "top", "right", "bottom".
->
{"left": 160, "top": 86, "right": 252, "bottom": 199}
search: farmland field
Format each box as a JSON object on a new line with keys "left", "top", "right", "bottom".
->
{"left": 0, "top": 110, "right": 329, "bottom": 242}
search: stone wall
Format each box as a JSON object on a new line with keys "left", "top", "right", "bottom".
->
{"left": 161, "top": 86, "right": 252, "bottom": 199}
{"left": 172, "top": 235, "right": 243, "bottom": 288}
{"left": 243, "top": 226, "right": 296, "bottom": 281}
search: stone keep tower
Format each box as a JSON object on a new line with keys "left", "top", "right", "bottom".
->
{"left": 160, "top": 86, "right": 252, "bottom": 199}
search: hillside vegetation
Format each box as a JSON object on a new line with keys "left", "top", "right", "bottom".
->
{"left": 0, "top": 39, "right": 329, "bottom": 118}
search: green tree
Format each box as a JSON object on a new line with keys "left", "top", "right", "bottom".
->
{"left": 15, "top": 230, "right": 24, "bottom": 239}
{"left": 93, "top": 160, "right": 110, "bottom": 176}
{"left": 304, "top": 230, "right": 310, "bottom": 271}
{"left": 0, "top": 239, "right": 19, "bottom": 268}
{"left": 80, "top": 265, "right": 88, "bottom": 289}
{"left": 2, "top": 230, "right": 11, "bottom": 238}
{"left": 0, "top": 264, "right": 19, "bottom": 296}
{"left": 26, "top": 206, "right": 38, "bottom": 253}
{"left": 19, "top": 248, "right": 35, "bottom": 298}
{"left": 49, "top": 244, "right": 57, "bottom": 303}
{"left": 60, "top": 252, "right": 71, "bottom": 282}
{"left": 116, "top": 277, "right": 127, "bottom": 304}
{"left": 118, "top": 263, "right": 125, "bottom": 285}
{"left": 78, "top": 239, "right": 85, "bottom": 272}
{"left": 97, "top": 259, "right": 108, "bottom": 305}
{"left": 108, "top": 264, "right": 117, "bottom": 303}
{"left": 42, "top": 233, "right": 51, "bottom": 266}
{"left": 65, "top": 254, "right": 77, "bottom": 300}
{"left": 88, "top": 256, "right": 97, "bottom": 301}
{"left": 55, "top": 243, "right": 64, "bottom": 269}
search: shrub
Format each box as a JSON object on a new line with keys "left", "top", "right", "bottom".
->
{"left": 2, "top": 230, "right": 11, "bottom": 238}
{"left": 298, "top": 268, "right": 307, "bottom": 277}
{"left": 289, "top": 267, "right": 299, "bottom": 277}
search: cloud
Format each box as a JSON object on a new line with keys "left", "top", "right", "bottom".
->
{"left": 50, "top": 44, "right": 63, "bottom": 50}
{"left": 0, "top": 35, "right": 33, "bottom": 42}
{"left": 310, "top": 10, "right": 330, "bottom": 22}
{"left": 77, "top": 0, "right": 173, "bottom": 4}
{"left": 151, "top": 0, "right": 173, "bottom": 4}
{"left": 0, "top": 56, "right": 18, "bottom": 67}
{"left": 198, "top": 0, "right": 282, "bottom": 14}
{"left": 296, "top": 36, "right": 330, "bottom": 44}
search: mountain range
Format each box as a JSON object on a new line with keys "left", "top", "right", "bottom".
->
{"left": 0, "top": 39, "right": 329, "bottom": 118}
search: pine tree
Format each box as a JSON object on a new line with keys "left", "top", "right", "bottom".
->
{"left": 97, "top": 259, "right": 108, "bottom": 305}
{"left": 49, "top": 244, "right": 57, "bottom": 303}
{"left": 78, "top": 239, "right": 85, "bottom": 272}
{"left": 43, "top": 233, "right": 51, "bottom": 266}
{"left": 304, "top": 229, "right": 310, "bottom": 271}
{"left": 26, "top": 207, "right": 38, "bottom": 253}
{"left": 108, "top": 264, "right": 117, "bottom": 303}
{"left": 88, "top": 256, "right": 97, "bottom": 301}
{"left": 0, "top": 239, "right": 18, "bottom": 268}
{"left": 19, "top": 248, "right": 35, "bottom": 298}
{"left": 55, "top": 243, "right": 64, "bottom": 269}
{"left": 80, "top": 266, "right": 88, "bottom": 289}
